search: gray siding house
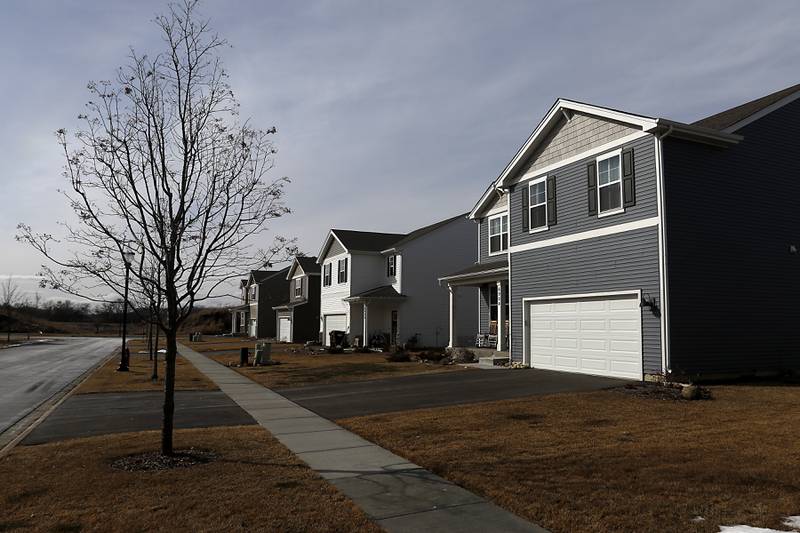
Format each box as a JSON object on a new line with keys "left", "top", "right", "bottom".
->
{"left": 442, "top": 84, "right": 800, "bottom": 381}
{"left": 272, "top": 256, "right": 321, "bottom": 343}
{"left": 229, "top": 267, "right": 291, "bottom": 339}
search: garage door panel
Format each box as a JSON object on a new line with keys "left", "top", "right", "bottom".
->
{"left": 324, "top": 314, "right": 347, "bottom": 345}
{"left": 528, "top": 294, "right": 642, "bottom": 380}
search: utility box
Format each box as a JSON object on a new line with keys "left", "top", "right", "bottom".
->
{"left": 254, "top": 342, "right": 272, "bottom": 365}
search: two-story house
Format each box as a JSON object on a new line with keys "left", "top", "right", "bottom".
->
{"left": 272, "top": 256, "right": 321, "bottom": 343}
{"left": 442, "top": 84, "right": 800, "bottom": 381}
{"left": 317, "top": 214, "right": 477, "bottom": 348}
{"left": 229, "top": 267, "right": 290, "bottom": 339}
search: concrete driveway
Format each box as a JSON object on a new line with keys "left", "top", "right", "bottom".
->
{"left": 281, "top": 367, "right": 628, "bottom": 419}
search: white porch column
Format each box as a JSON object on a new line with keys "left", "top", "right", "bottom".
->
{"left": 496, "top": 280, "right": 505, "bottom": 352}
{"left": 448, "top": 285, "right": 457, "bottom": 348}
{"left": 362, "top": 302, "right": 369, "bottom": 347}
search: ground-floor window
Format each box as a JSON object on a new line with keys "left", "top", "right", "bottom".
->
{"left": 488, "top": 284, "right": 509, "bottom": 322}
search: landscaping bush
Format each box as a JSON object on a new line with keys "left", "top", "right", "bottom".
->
{"left": 385, "top": 351, "right": 411, "bottom": 362}
{"left": 418, "top": 350, "right": 448, "bottom": 363}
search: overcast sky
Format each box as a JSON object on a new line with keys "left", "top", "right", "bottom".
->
{"left": 1, "top": 0, "right": 798, "bottom": 303}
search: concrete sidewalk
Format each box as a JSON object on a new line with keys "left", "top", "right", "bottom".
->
{"left": 178, "top": 343, "right": 547, "bottom": 533}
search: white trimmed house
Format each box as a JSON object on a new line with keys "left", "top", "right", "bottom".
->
{"left": 317, "top": 214, "right": 477, "bottom": 348}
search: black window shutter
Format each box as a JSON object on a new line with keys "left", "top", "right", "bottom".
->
{"left": 546, "top": 176, "right": 557, "bottom": 225}
{"left": 291, "top": 279, "right": 295, "bottom": 297}
{"left": 387, "top": 256, "right": 391, "bottom": 276}
{"left": 622, "top": 147, "right": 636, "bottom": 207}
{"left": 344, "top": 258, "right": 348, "bottom": 281}
{"left": 587, "top": 162, "right": 598, "bottom": 215}
{"left": 521, "top": 186, "right": 529, "bottom": 232}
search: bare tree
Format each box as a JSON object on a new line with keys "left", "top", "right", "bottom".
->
{"left": 1, "top": 277, "right": 21, "bottom": 342}
{"left": 17, "top": 0, "right": 294, "bottom": 455}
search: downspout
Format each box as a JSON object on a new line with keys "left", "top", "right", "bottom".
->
{"left": 655, "top": 125, "right": 673, "bottom": 378}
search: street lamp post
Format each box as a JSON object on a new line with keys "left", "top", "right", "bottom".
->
{"left": 117, "top": 250, "right": 135, "bottom": 372}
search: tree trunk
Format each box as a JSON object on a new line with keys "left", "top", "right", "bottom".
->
{"left": 162, "top": 327, "right": 177, "bottom": 455}
{"left": 152, "top": 325, "right": 160, "bottom": 382}
{"left": 147, "top": 319, "right": 153, "bottom": 361}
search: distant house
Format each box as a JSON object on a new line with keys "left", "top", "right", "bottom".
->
{"left": 272, "top": 256, "right": 321, "bottom": 343}
{"left": 442, "top": 83, "right": 800, "bottom": 381}
{"left": 316, "top": 214, "right": 477, "bottom": 348}
{"left": 229, "top": 268, "right": 290, "bottom": 338}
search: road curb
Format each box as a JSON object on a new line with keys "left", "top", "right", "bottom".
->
{"left": 0, "top": 347, "right": 119, "bottom": 458}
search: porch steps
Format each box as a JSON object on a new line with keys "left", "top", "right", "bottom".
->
{"left": 478, "top": 355, "right": 508, "bottom": 368}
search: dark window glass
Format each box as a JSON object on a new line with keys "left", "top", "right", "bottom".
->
{"left": 599, "top": 182, "right": 621, "bottom": 212}
{"left": 530, "top": 205, "right": 547, "bottom": 229}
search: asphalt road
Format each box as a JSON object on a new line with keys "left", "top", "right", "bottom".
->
{"left": 0, "top": 337, "right": 119, "bottom": 435}
{"left": 281, "top": 367, "right": 628, "bottom": 420}
{"left": 24, "top": 390, "right": 256, "bottom": 445}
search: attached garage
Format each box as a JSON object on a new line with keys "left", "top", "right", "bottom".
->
{"left": 525, "top": 292, "right": 642, "bottom": 380}
{"left": 323, "top": 314, "right": 347, "bottom": 346}
{"left": 278, "top": 316, "right": 292, "bottom": 342}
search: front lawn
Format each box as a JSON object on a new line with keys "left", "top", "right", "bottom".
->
{"left": 77, "top": 339, "right": 217, "bottom": 394}
{"left": 1, "top": 426, "right": 379, "bottom": 532}
{"left": 339, "top": 385, "right": 800, "bottom": 533}
{"left": 184, "top": 335, "right": 466, "bottom": 389}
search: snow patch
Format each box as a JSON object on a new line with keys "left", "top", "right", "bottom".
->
{"left": 718, "top": 516, "right": 800, "bottom": 533}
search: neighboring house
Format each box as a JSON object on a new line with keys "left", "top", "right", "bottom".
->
{"left": 229, "top": 267, "right": 291, "bottom": 339}
{"left": 442, "top": 84, "right": 800, "bottom": 381}
{"left": 272, "top": 256, "right": 321, "bottom": 343}
{"left": 317, "top": 214, "right": 477, "bottom": 348}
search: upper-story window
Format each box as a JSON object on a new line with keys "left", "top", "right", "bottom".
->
{"left": 488, "top": 214, "right": 508, "bottom": 255}
{"left": 597, "top": 151, "right": 622, "bottom": 215}
{"left": 528, "top": 178, "right": 547, "bottom": 231}
{"left": 294, "top": 277, "right": 303, "bottom": 297}
{"left": 387, "top": 255, "right": 396, "bottom": 277}
{"left": 323, "top": 263, "right": 332, "bottom": 287}
{"left": 250, "top": 285, "right": 257, "bottom": 301}
{"left": 337, "top": 258, "right": 348, "bottom": 283}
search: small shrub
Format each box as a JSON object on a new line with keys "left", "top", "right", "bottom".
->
{"left": 419, "top": 350, "right": 448, "bottom": 363}
{"left": 385, "top": 352, "right": 411, "bottom": 362}
{"left": 327, "top": 346, "right": 344, "bottom": 354}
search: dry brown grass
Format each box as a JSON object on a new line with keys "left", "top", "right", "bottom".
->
{"left": 0, "top": 426, "right": 381, "bottom": 532}
{"left": 208, "top": 349, "right": 465, "bottom": 390}
{"left": 340, "top": 385, "right": 800, "bottom": 533}
{"left": 77, "top": 340, "right": 217, "bottom": 394}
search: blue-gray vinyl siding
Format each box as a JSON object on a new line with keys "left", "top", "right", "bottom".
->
{"left": 478, "top": 285, "right": 491, "bottom": 333}
{"left": 662, "top": 99, "right": 800, "bottom": 379}
{"left": 510, "top": 226, "right": 662, "bottom": 374}
{"left": 508, "top": 135, "right": 657, "bottom": 246}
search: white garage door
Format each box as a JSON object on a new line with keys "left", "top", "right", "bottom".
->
{"left": 528, "top": 293, "right": 642, "bottom": 379}
{"left": 249, "top": 319, "right": 257, "bottom": 338}
{"left": 324, "top": 314, "right": 347, "bottom": 346}
{"left": 278, "top": 317, "right": 291, "bottom": 342}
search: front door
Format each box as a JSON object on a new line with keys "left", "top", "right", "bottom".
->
{"left": 391, "top": 310, "right": 398, "bottom": 346}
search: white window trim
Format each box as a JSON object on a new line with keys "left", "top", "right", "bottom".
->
{"left": 294, "top": 277, "right": 303, "bottom": 297}
{"left": 323, "top": 263, "right": 332, "bottom": 287}
{"left": 487, "top": 213, "right": 508, "bottom": 256}
{"left": 528, "top": 176, "right": 549, "bottom": 233}
{"left": 596, "top": 149, "right": 624, "bottom": 217}
{"left": 338, "top": 258, "right": 348, "bottom": 284}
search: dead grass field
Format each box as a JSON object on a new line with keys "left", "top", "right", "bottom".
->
{"left": 0, "top": 426, "right": 380, "bottom": 532}
{"left": 77, "top": 340, "right": 217, "bottom": 394}
{"left": 340, "top": 385, "right": 800, "bottom": 533}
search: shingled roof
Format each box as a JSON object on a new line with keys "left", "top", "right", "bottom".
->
{"left": 295, "top": 256, "right": 320, "bottom": 274}
{"left": 693, "top": 83, "right": 800, "bottom": 131}
{"left": 331, "top": 229, "right": 406, "bottom": 253}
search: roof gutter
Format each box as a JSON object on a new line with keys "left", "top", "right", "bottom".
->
{"left": 648, "top": 119, "right": 742, "bottom": 146}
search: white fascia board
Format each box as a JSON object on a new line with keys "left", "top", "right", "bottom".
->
{"left": 316, "top": 230, "right": 348, "bottom": 262}
{"left": 468, "top": 99, "right": 657, "bottom": 219}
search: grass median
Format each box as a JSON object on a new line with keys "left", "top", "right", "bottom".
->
{"left": 77, "top": 339, "right": 217, "bottom": 394}
{"left": 339, "top": 384, "right": 800, "bottom": 533}
{"left": 1, "top": 426, "right": 380, "bottom": 532}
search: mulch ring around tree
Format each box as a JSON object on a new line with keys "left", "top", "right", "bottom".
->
{"left": 111, "top": 448, "right": 218, "bottom": 472}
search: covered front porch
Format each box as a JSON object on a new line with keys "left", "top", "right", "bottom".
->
{"left": 439, "top": 259, "right": 510, "bottom": 356}
{"left": 229, "top": 304, "right": 249, "bottom": 335}
{"left": 345, "top": 285, "right": 406, "bottom": 348}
